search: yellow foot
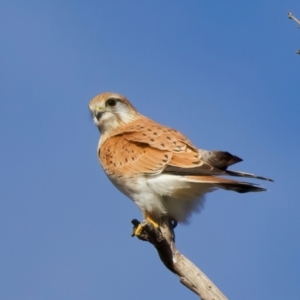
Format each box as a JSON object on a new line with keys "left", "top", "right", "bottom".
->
{"left": 145, "top": 212, "right": 159, "bottom": 228}
{"left": 131, "top": 214, "right": 160, "bottom": 237}
{"left": 134, "top": 223, "right": 143, "bottom": 236}
{"left": 131, "top": 219, "right": 144, "bottom": 237}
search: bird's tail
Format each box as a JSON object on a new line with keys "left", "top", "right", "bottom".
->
{"left": 185, "top": 175, "right": 267, "bottom": 193}
{"left": 225, "top": 170, "right": 273, "bottom": 182}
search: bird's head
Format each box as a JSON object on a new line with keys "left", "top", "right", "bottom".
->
{"left": 89, "top": 92, "right": 140, "bottom": 136}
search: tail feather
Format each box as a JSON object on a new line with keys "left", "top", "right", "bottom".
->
{"left": 185, "top": 175, "right": 267, "bottom": 193}
{"left": 199, "top": 150, "right": 273, "bottom": 182}
{"left": 226, "top": 170, "right": 274, "bottom": 182}
{"left": 215, "top": 181, "right": 266, "bottom": 193}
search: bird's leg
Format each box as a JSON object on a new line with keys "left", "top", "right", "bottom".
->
{"left": 132, "top": 211, "right": 159, "bottom": 236}
{"left": 145, "top": 211, "right": 160, "bottom": 228}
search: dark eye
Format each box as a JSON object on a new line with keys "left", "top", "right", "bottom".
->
{"left": 107, "top": 98, "right": 117, "bottom": 107}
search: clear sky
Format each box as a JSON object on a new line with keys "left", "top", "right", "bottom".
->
{"left": 1, "top": 1, "right": 299, "bottom": 299}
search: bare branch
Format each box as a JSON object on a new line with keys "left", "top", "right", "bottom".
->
{"left": 288, "top": 12, "right": 300, "bottom": 27}
{"left": 287, "top": 12, "right": 300, "bottom": 54}
{"left": 132, "top": 218, "right": 228, "bottom": 300}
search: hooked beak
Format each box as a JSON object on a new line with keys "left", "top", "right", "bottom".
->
{"left": 93, "top": 106, "right": 105, "bottom": 121}
{"left": 95, "top": 110, "right": 103, "bottom": 121}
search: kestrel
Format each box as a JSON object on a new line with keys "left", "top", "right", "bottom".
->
{"left": 89, "top": 92, "right": 272, "bottom": 231}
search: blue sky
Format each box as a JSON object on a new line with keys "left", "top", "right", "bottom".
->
{"left": 0, "top": 1, "right": 299, "bottom": 299}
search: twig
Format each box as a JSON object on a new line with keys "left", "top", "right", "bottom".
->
{"left": 132, "top": 218, "right": 228, "bottom": 300}
{"left": 287, "top": 12, "right": 300, "bottom": 54}
{"left": 288, "top": 12, "right": 300, "bottom": 27}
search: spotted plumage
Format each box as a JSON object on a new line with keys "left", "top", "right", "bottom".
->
{"left": 89, "top": 92, "right": 272, "bottom": 224}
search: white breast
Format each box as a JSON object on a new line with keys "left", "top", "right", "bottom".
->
{"left": 107, "top": 175, "right": 167, "bottom": 217}
{"left": 107, "top": 173, "right": 215, "bottom": 223}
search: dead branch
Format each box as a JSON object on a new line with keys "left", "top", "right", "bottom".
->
{"left": 288, "top": 12, "right": 300, "bottom": 27}
{"left": 131, "top": 218, "right": 228, "bottom": 300}
{"left": 288, "top": 11, "right": 300, "bottom": 54}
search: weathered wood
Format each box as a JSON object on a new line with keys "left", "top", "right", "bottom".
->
{"left": 132, "top": 218, "right": 228, "bottom": 300}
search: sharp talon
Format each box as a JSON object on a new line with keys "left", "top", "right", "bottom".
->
{"left": 172, "top": 220, "right": 178, "bottom": 229}
{"left": 131, "top": 219, "right": 143, "bottom": 237}
{"left": 131, "top": 215, "right": 165, "bottom": 237}
{"left": 131, "top": 219, "right": 140, "bottom": 226}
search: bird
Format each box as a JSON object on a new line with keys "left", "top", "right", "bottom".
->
{"left": 88, "top": 92, "right": 272, "bottom": 233}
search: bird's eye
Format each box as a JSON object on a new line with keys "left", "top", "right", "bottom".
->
{"left": 107, "top": 99, "right": 117, "bottom": 107}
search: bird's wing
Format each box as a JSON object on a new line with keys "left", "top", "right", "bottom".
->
{"left": 100, "top": 117, "right": 272, "bottom": 196}
{"left": 104, "top": 117, "right": 273, "bottom": 182}
{"left": 101, "top": 117, "right": 236, "bottom": 178}
{"left": 99, "top": 133, "right": 172, "bottom": 177}
{"left": 111, "top": 116, "right": 197, "bottom": 152}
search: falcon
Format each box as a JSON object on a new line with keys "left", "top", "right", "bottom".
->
{"left": 89, "top": 92, "right": 272, "bottom": 233}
